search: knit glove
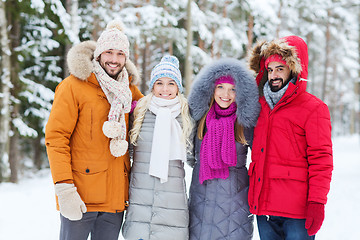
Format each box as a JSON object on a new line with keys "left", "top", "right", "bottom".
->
{"left": 305, "top": 202, "right": 325, "bottom": 236}
{"left": 54, "top": 183, "right": 87, "bottom": 221}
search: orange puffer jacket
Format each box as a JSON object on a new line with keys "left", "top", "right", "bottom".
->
{"left": 45, "top": 41, "right": 143, "bottom": 213}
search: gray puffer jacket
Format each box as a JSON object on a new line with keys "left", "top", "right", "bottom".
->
{"left": 122, "top": 111, "right": 189, "bottom": 240}
{"left": 189, "top": 131, "right": 253, "bottom": 240}
{"left": 187, "top": 58, "right": 260, "bottom": 240}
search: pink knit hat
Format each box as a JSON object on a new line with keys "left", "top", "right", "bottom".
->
{"left": 215, "top": 75, "right": 234, "bottom": 85}
{"left": 265, "top": 54, "right": 288, "bottom": 69}
{"left": 94, "top": 20, "right": 129, "bottom": 59}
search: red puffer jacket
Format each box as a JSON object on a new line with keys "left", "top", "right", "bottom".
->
{"left": 248, "top": 35, "right": 333, "bottom": 219}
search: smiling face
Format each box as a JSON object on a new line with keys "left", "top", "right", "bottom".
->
{"left": 152, "top": 77, "right": 179, "bottom": 100}
{"left": 267, "top": 61, "right": 292, "bottom": 92}
{"left": 214, "top": 83, "right": 236, "bottom": 109}
{"left": 98, "top": 49, "right": 126, "bottom": 79}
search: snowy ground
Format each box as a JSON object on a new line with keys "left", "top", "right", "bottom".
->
{"left": 0, "top": 135, "right": 359, "bottom": 240}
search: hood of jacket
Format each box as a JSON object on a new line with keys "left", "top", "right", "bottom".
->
{"left": 66, "top": 40, "right": 140, "bottom": 85}
{"left": 248, "top": 35, "right": 308, "bottom": 96}
{"left": 188, "top": 58, "right": 260, "bottom": 128}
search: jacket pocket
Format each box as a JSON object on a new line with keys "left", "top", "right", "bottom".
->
{"left": 72, "top": 160, "right": 108, "bottom": 204}
{"left": 267, "top": 164, "right": 308, "bottom": 215}
{"left": 285, "top": 121, "right": 305, "bottom": 159}
{"left": 268, "top": 164, "right": 308, "bottom": 181}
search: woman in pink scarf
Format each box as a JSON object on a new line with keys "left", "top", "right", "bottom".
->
{"left": 187, "top": 58, "right": 260, "bottom": 240}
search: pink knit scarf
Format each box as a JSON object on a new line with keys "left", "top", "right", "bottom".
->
{"left": 199, "top": 102, "right": 237, "bottom": 184}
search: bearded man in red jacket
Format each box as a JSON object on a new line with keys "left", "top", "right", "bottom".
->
{"left": 248, "top": 35, "right": 333, "bottom": 240}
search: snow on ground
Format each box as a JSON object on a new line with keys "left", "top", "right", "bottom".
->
{"left": 0, "top": 135, "right": 359, "bottom": 240}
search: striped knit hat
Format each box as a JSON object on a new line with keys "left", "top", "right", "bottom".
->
{"left": 149, "top": 55, "right": 183, "bottom": 93}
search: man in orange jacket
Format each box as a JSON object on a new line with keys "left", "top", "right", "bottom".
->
{"left": 45, "top": 20, "right": 143, "bottom": 240}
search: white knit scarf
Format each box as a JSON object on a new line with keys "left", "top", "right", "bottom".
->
{"left": 93, "top": 59, "right": 132, "bottom": 157}
{"left": 148, "top": 96, "right": 186, "bottom": 183}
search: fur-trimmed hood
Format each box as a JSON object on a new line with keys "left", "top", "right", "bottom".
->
{"left": 66, "top": 40, "right": 140, "bottom": 85}
{"left": 248, "top": 35, "right": 308, "bottom": 93}
{"left": 188, "top": 58, "right": 260, "bottom": 128}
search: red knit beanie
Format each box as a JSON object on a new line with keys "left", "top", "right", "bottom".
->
{"left": 265, "top": 54, "right": 288, "bottom": 69}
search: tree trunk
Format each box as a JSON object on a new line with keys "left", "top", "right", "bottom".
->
{"left": 168, "top": 38, "right": 173, "bottom": 55}
{"left": 9, "top": 119, "right": 19, "bottom": 183}
{"left": 210, "top": 4, "right": 218, "bottom": 58}
{"left": 33, "top": 134, "right": 43, "bottom": 170}
{"left": 358, "top": 6, "right": 360, "bottom": 135}
{"left": 185, "top": 0, "right": 193, "bottom": 96}
{"left": 134, "top": 40, "right": 140, "bottom": 69}
{"left": 356, "top": 6, "right": 360, "bottom": 135}
{"left": 9, "top": 4, "right": 21, "bottom": 183}
{"left": 198, "top": 37, "right": 205, "bottom": 50}
{"left": 140, "top": 37, "right": 149, "bottom": 93}
{"left": 134, "top": 6, "right": 142, "bottom": 69}
{"left": 0, "top": 0, "right": 12, "bottom": 182}
{"left": 246, "top": 13, "right": 254, "bottom": 54}
{"left": 64, "top": 0, "right": 80, "bottom": 77}
{"left": 276, "top": 0, "right": 283, "bottom": 38}
{"left": 321, "top": 9, "right": 331, "bottom": 101}
{"left": 217, "top": 2, "right": 229, "bottom": 59}
{"left": 197, "top": 1, "right": 205, "bottom": 51}
{"left": 306, "top": 34, "right": 315, "bottom": 93}
{"left": 92, "top": 0, "right": 100, "bottom": 40}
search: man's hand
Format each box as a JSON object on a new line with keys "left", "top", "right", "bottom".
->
{"left": 305, "top": 202, "right": 325, "bottom": 236}
{"left": 54, "top": 183, "right": 87, "bottom": 221}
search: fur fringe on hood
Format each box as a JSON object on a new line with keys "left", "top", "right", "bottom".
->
{"left": 67, "top": 40, "right": 140, "bottom": 85}
{"left": 248, "top": 38, "right": 302, "bottom": 76}
{"left": 247, "top": 36, "right": 309, "bottom": 96}
{"left": 188, "top": 58, "right": 260, "bottom": 128}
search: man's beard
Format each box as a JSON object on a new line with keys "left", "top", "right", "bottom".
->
{"left": 105, "top": 64, "right": 125, "bottom": 79}
{"left": 269, "top": 77, "right": 291, "bottom": 92}
{"left": 98, "top": 58, "right": 126, "bottom": 80}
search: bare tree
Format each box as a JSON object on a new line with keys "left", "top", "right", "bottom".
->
{"left": 0, "top": 0, "right": 12, "bottom": 182}
{"left": 354, "top": 4, "right": 360, "bottom": 135}
{"left": 141, "top": 38, "right": 150, "bottom": 93}
{"left": 358, "top": 4, "right": 360, "bottom": 135}
{"left": 185, "top": 0, "right": 193, "bottom": 95}
{"left": 92, "top": 0, "right": 101, "bottom": 40}
{"left": 276, "top": 0, "right": 284, "bottom": 38}
{"left": 64, "top": 0, "right": 80, "bottom": 77}
{"left": 8, "top": 2, "right": 22, "bottom": 183}
{"left": 246, "top": 13, "right": 254, "bottom": 54}
{"left": 210, "top": 3, "right": 217, "bottom": 58}
{"left": 321, "top": 9, "right": 331, "bottom": 101}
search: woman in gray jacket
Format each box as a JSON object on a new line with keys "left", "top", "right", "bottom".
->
{"left": 122, "top": 55, "right": 193, "bottom": 240}
{"left": 187, "top": 58, "right": 260, "bottom": 240}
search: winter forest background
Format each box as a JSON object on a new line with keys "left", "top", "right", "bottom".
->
{"left": 0, "top": 0, "right": 359, "bottom": 183}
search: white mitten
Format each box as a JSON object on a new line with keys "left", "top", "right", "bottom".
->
{"left": 54, "top": 183, "right": 87, "bottom": 221}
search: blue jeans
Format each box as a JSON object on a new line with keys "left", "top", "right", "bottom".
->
{"left": 60, "top": 212, "right": 124, "bottom": 240}
{"left": 257, "top": 215, "right": 315, "bottom": 240}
